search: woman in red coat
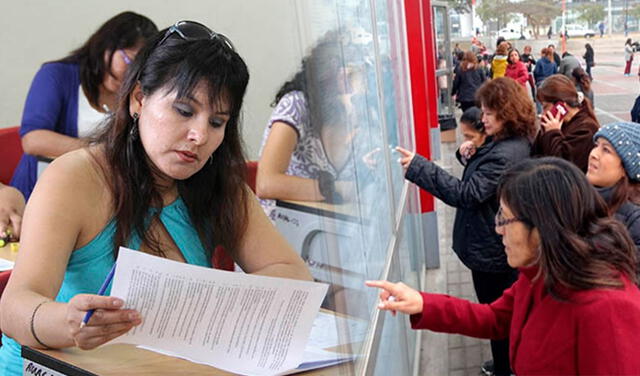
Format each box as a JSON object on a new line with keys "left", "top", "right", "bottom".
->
{"left": 367, "top": 157, "right": 640, "bottom": 375}
{"left": 504, "top": 49, "right": 529, "bottom": 88}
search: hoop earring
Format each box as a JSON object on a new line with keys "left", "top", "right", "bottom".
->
{"left": 130, "top": 113, "right": 139, "bottom": 140}
{"left": 208, "top": 154, "right": 214, "bottom": 165}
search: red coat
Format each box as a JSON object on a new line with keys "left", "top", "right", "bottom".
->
{"left": 505, "top": 61, "right": 529, "bottom": 87}
{"left": 410, "top": 267, "right": 640, "bottom": 375}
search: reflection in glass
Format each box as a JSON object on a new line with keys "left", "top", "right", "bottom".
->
{"left": 261, "top": 0, "right": 425, "bottom": 373}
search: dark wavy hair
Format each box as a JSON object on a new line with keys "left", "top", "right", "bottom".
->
{"left": 92, "top": 25, "right": 250, "bottom": 260}
{"left": 56, "top": 11, "right": 157, "bottom": 109}
{"left": 571, "top": 66, "right": 592, "bottom": 94}
{"left": 475, "top": 77, "right": 536, "bottom": 140}
{"left": 498, "top": 157, "right": 637, "bottom": 297}
{"left": 537, "top": 74, "right": 597, "bottom": 119}
{"left": 272, "top": 30, "right": 362, "bottom": 132}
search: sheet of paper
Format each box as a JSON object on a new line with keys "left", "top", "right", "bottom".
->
{"left": 136, "top": 344, "right": 354, "bottom": 375}
{"left": 110, "top": 247, "right": 328, "bottom": 376}
{"left": 307, "top": 311, "right": 368, "bottom": 349}
{"left": 0, "top": 258, "right": 14, "bottom": 271}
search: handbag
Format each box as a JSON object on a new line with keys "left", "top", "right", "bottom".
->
{"left": 438, "top": 113, "right": 457, "bottom": 131}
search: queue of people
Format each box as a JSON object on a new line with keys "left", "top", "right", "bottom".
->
{"left": 2, "top": 11, "right": 640, "bottom": 376}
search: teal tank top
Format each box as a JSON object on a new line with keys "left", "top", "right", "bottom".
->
{"left": 0, "top": 197, "right": 212, "bottom": 375}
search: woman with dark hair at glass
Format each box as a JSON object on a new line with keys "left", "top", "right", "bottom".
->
{"left": 0, "top": 20, "right": 311, "bottom": 375}
{"left": 11, "top": 11, "right": 158, "bottom": 201}
{"left": 368, "top": 157, "right": 640, "bottom": 375}
{"left": 587, "top": 122, "right": 640, "bottom": 266}
{"left": 256, "top": 31, "right": 364, "bottom": 218}
{"left": 533, "top": 74, "right": 599, "bottom": 172}
{"left": 396, "top": 77, "right": 536, "bottom": 376}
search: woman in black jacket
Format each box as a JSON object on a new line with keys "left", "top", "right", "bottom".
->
{"left": 583, "top": 43, "right": 595, "bottom": 78}
{"left": 452, "top": 51, "right": 487, "bottom": 112}
{"left": 397, "top": 77, "right": 536, "bottom": 376}
{"left": 587, "top": 122, "right": 640, "bottom": 276}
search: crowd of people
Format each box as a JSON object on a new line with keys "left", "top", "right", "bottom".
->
{"left": 374, "top": 36, "right": 640, "bottom": 375}
{"left": 2, "top": 11, "right": 640, "bottom": 376}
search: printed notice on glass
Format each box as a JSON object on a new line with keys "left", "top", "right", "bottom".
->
{"left": 109, "top": 247, "right": 329, "bottom": 376}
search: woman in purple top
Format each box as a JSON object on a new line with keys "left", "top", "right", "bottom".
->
{"left": 11, "top": 12, "right": 157, "bottom": 200}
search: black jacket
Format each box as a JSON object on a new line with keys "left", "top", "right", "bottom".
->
{"left": 597, "top": 186, "right": 640, "bottom": 251}
{"left": 452, "top": 66, "right": 486, "bottom": 103}
{"left": 405, "top": 136, "right": 531, "bottom": 272}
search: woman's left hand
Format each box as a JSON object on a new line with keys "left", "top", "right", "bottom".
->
{"left": 540, "top": 109, "right": 563, "bottom": 131}
{"left": 395, "top": 147, "right": 416, "bottom": 172}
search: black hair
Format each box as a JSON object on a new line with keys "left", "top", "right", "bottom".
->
{"left": 460, "top": 106, "right": 485, "bottom": 133}
{"left": 272, "top": 30, "right": 363, "bottom": 133}
{"left": 93, "top": 23, "right": 250, "bottom": 260}
{"left": 56, "top": 11, "right": 157, "bottom": 109}
{"left": 498, "top": 157, "right": 637, "bottom": 295}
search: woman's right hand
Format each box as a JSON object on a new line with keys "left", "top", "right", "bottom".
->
{"left": 66, "top": 295, "right": 141, "bottom": 350}
{"left": 459, "top": 141, "right": 477, "bottom": 160}
{"left": 365, "top": 280, "right": 424, "bottom": 315}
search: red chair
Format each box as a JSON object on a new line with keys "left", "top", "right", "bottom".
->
{"left": 210, "top": 161, "right": 259, "bottom": 271}
{"left": 0, "top": 127, "right": 23, "bottom": 185}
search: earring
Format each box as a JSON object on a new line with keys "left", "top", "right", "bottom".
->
{"left": 208, "top": 154, "right": 214, "bottom": 165}
{"left": 130, "top": 113, "right": 139, "bottom": 140}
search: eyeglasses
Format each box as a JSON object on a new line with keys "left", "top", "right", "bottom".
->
{"left": 157, "top": 20, "right": 235, "bottom": 51}
{"left": 495, "top": 208, "right": 522, "bottom": 227}
{"left": 118, "top": 49, "right": 132, "bottom": 65}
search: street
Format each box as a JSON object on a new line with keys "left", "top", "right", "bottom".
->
{"left": 564, "top": 33, "right": 638, "bottom": 124}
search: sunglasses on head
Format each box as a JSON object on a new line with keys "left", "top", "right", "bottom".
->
{"left": 157, "top": 20, "right": 235, "bottom": 51}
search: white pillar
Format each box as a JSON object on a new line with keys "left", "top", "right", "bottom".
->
{"left": 608, "top": 0, "right": 613, "bottom": 36}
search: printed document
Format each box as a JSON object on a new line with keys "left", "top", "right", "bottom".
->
{"left": 110, "top": 247, "right": 329, "bottom": 376}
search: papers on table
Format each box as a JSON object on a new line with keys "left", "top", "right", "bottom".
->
{"left": 0, "top": 258, "right": 14, "bottom": 271}
{"left": 307, "top": 311, "right": 368, "bottom": 349}
{"left": 109, "top": 247, "right": 329, "bottom": 376}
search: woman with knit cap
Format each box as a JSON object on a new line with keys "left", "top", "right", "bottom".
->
{"left": 587, "top": 122, "right": 640, "bottom": 267}
{"left": 532, "top": 74, "right": 599, "bottom": 172}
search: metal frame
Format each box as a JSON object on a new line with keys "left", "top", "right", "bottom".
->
{"left": 431, "top": 1, "right": 454, "bottom": 116}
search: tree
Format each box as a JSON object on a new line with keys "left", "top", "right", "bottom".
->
{"left": 444, "top": 0, "right": 473, "bottom": 14}
{"left": 577, "top": 3, "right": 606, "bottom": 28}
{"left": 631, "top": 3, "right": 640, "bottom": 21}
{"left": 502, "top": 0, "right": 561, "bottom": 38}
{"left": 476, "top": 0, "right": 516, "bottom": 31}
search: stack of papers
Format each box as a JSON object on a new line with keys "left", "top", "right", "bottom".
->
{"left": 109, "top": 248, "right": 360, "bottom": 375}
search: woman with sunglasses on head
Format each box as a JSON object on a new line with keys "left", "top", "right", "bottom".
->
{"left": 587, "top": 122, "right": 640, "bottom": 266}
{"left": 532, "top": 74, "right": 599, "bottom": 173}
{"left": 10, "top": 12, "right": 157, "bottom": 201}
{"left": 0, "top": 21, "right": 311, "bottom": 375}
{"left": 396, "top": 77, "right": 536, "bottom": 376}
{"left": 368, "top": 157, "right": 640, "bottom": 375}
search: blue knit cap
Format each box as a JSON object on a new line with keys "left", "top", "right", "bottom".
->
{"left": 593, "top": 122, "right": 640, "bottom": 181}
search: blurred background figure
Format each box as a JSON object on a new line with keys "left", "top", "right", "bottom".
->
{"left": 10, "top": 11, "right": 157, "bottom": 201}
{"left": 452, "top": 51, "right": 487, "bottom": 112}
